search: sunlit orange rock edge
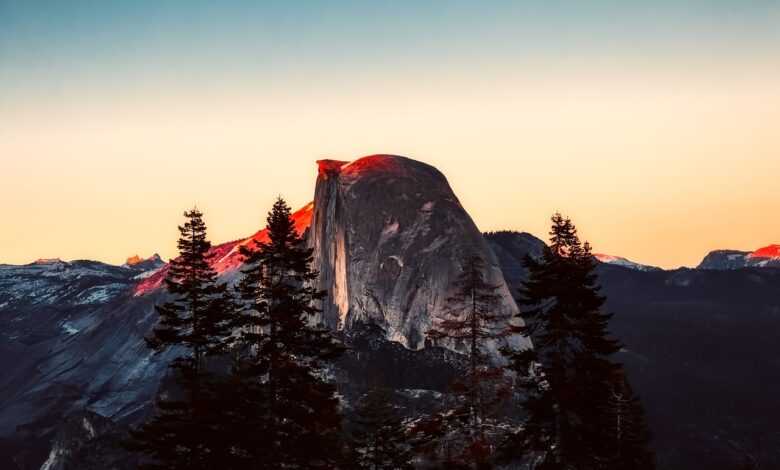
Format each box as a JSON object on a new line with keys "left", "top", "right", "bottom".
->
{"left": 748, "top": 244, "right": 780, "bottom": 259}
{"left": 134, "top": 202, "right": 314, "bottom": 296}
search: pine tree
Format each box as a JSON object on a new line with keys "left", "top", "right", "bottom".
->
{"left": 128, "top": 208, "right": 236, "bottom": 469}
{"left": 501, "top": 213, "right": 652, "bottom": 469}
{"left": 232, "top": 197, "right": 345, "bottom": 469}
{"left": 350, "top": 387, "right": 414, "bottom": 470}
{"left": 597, "top": 373, "right": 655, "bottom": 470}
{"left": 426, "top": 254, "right": 511, "bottom": 467}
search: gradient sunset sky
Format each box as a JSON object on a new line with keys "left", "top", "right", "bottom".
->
{"left": 2, "top": 0, "right": 779, "bottom": 268}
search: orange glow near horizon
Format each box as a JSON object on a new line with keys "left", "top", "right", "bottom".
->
{"left": 2, "top": 62, "right": 779, "bottom": 269}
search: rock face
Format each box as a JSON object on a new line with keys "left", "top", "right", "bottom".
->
{"left": 308, "top": 155, "right": 529, "bottom": 351}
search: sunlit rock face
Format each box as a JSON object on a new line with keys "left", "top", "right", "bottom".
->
{"left": 123, "top": 254, "right": 163, "bottom": 270}
{"left": 308, "top": 155, "right": 530, "bottom": 351}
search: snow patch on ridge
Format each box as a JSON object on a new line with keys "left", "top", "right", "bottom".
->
{"left": 75, "top": 284, "right": 125, "bottom": 304}
{"left": 594, "top": 253, "right": 659, "bottom": 271}
{"left": 132, "top": 268, "right": 161, "bottom": 280}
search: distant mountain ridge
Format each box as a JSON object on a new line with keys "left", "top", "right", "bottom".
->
{"left": 483, "top": 231, "right": 661, "bottom": 274}
{"left": 593, "top": 253, "right": 661, "bottom": 271}
{"left": 698, "top": 244, "right": 780, "bottom": 270}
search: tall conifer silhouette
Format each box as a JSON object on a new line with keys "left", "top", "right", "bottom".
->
{"left": 502, "top": 213, "right": 653, "bottom": 469}
{"left": 129, "top": 208, "right": 235, "bottom": 469}
{"left": 232, "top": 197, "right": 345, "bottom": 469}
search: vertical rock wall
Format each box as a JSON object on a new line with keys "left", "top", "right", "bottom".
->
{"left": 308, "top": 155, "right": 531, "bottom": 351}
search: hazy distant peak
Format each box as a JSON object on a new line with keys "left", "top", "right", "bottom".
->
{"left": 593, "top": 253, "right": 660, "bottom": 271}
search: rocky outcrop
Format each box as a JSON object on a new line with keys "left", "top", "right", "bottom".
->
{"left": 123, "top": 254, "right": 164, "bottom": 272}
{"left": 308, "top": 155, "right": 530, "bottom": 351}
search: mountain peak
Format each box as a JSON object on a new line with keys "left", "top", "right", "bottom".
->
{"left": 125, "top": 255, "right": 143, "bottom": 266}
{"left": 698, "top": 245, "right": 780, "bottom": 269}
{"left": 317, "top": 155, "right": 422, "bottom": 180}
{"left": 124, "top": 253, "right": 163, "bottom": 267}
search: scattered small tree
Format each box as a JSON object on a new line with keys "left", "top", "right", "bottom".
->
{"left": 426, "top": 254, "right": 511, "bottom": 467}
{"left": 598, "top": 373, "right": 655, "bottom": 470}
{"left": 350, "top": 387, "right": 414, "bottom": 470}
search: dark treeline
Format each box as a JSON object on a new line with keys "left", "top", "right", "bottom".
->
{"left": 127, "top": 201, "right": 654, "bottom": 470}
